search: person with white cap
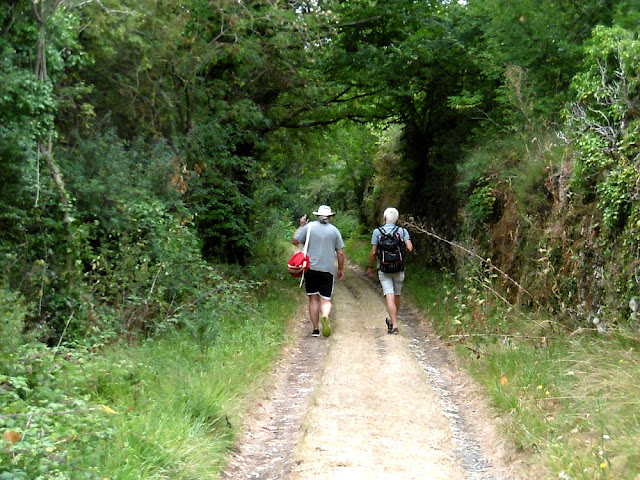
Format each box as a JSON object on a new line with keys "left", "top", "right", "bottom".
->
{"left": 292, "top": 205, "right": 345, "bottom": 337}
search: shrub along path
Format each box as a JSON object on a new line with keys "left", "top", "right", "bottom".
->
{"left": 222, "top": 263, "right": 532, "bottom": 479}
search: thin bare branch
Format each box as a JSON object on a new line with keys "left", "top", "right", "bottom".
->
{"left": 449, "top": 333, "right": 557, "bottom": 340}
{"left": 71, "top": 0, "right": 134, "bottom": 15}
{"left": 405, "top": 220, "right": 544, "bottom": 310}
{"left": 337, "top": 16, "right": 382, "bottom": 29}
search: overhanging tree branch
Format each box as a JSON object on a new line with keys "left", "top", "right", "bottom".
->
{"left": 337, "top": 16, "right": 382, "bottom": 29}
{"left": 282, "top": 112, "right": 392, "bottom": 128}
{"left": 271, "top": 86, "right": 388, "bottom": 129}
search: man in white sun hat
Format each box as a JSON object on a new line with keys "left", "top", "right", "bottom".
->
{"left": 292, "top": 205, "right": 345, "bottom": 337}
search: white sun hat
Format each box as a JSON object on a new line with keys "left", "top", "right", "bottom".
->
{"left": 313, "top": 205, "right": 335, "bottom": 216}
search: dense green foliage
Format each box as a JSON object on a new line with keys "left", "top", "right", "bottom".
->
{"left": 1, "top": 0, "right": 635, "bottom": 339}
{"left": 2, "top": 0, "right": 640, "bottom": 477}
{"left": 1, "top": 279, "right": 298, "bottom": 479}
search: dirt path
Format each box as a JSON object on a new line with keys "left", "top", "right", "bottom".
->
{"left": 222, "top": 263, "right": 529, "bottom": 480}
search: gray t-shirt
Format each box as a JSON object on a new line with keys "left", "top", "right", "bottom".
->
{"left": 295, "top": 221, "right": 345, "bottom": 274}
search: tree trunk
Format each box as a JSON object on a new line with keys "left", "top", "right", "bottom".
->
{"left": 33, "top": 0, "right": 75, "bottom": 289}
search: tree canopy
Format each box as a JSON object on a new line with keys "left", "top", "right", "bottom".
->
{"left": 1, "top": 0, "right": 639, "bottom": 341}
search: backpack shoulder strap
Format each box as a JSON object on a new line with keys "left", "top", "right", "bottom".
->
{"left": 379, "top": 225, "right": 400, "bottom": 237}
{"left": 302, "top": 222, "right": 313, "bottom": 255}
{"left": 299, "top": 222, "right": 313, "bottom": 288}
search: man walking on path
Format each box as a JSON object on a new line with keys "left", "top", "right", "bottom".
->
{"left": 367, "top": 207, "right": 413, "bottom": 334}
{"left": 293, "top": 205, "right": 345, "bottom": 337}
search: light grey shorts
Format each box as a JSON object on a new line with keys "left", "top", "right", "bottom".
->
{"left": 378, "top": 270, "right": 405, "bottom": 296}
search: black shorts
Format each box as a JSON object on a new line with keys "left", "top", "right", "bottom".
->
{"left": 304, "top": 270, "right": 335, "bottom": 300}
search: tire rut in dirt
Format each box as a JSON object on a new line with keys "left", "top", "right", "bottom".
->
{"left": 342, "top": 278, "right": 361, "bottom": 299}
{"left": 374, "top": 332, "right": 388, "bottom": 357}
{"left": 399, "top": 307, "right": 512, "bottom": 480}
{"left": 345, "top": 271, "right": 388, "bottom": 357}
{"left": 222, "top": 317, "right": 330, "bottom": 480}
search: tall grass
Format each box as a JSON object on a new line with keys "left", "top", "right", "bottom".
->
{"left": 403, "top": 267, "right": 458, "bottom": 330}
{"left": 343, "top": 232, "right": 371, "bottom": 268}
{"left": 405, "top": 266, "right": 640, "bottom": 480}
{"left": 83, "top": 286, "right": 300, "bottom": 479}
{"left": 0, "top": 280, "right": 301, "bottom": 479}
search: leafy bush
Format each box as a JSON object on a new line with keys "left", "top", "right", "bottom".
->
{"left": 0, "top": 343, "right": 114, "bottom": 480}
{"left": 466, "top": 181, "right": 497, "bottom": 227}
{"left": 567, "top": 26, "right": 640, "bottom": 231}
{"left": 0, "top": 273, "right": 295, "bottom": 480}
{"left": 44, "top": 130, "right": 227, "bottom": 341}
{"left": 246, "top": 206, "right": 297, "bottom": 288}
{"left": 332, "top": 210, "right": 360, "bottom": 240}
{"left": 0, "top": 288, "right": 27, "bottom": 355}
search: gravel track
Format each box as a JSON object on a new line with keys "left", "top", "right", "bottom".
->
{"left": 222, "top": 264, "right": 528, "bottom": 480}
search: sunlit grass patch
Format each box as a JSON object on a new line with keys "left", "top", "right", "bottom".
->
{"left": 459, "top": 332, "right": 640, "bottom": 479}
{"left": 545, "top": 337, "right": 640, "bottom": 479}
{"left": 344, "top": 235, "right": 371, "bottom": 268}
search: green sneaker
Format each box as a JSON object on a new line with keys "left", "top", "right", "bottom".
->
{"left": 320, "top": 315, "right": 331, "bottom": 337}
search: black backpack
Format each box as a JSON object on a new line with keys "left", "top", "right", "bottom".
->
{"left": 376, "top": 226, "right": 405, "bottom": 273}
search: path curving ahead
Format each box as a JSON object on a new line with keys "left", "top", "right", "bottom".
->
{"left": 222, "top": 264, "right": 525, "bottom": 480}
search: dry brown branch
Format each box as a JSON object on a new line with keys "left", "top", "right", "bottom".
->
{"left": 405, "top": 220, "right": 544, "bottom": 311}
{"left": 449, "top": 333, "right": 556, "bottom": 340}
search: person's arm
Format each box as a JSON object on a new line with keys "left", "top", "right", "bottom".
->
{"left": 402, "top": 227, "right": 413, "bottom": 253}
{"left": 336, "top": 249, "right": 345, "bottom": 280}
{"left": 366, "top": 246, "right": 377, "bottom": 277}
{"left": 405, "top": 239, "right": 413, "bottom": 253}
{"left": 292, "top": 215, "right": 307, "bottom": 245}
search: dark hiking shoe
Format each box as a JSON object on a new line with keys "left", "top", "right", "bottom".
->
{"left": 311, "top": 329, "right": 320, "bottom": 337}
{"left": 385, "top": 317, "right": 392, "bottom": 333}
{"left": 389, "top": 327, "right": 399, "bottom": 335}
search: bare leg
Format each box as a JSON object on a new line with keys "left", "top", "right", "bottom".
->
{"left": 319, "top": 298, "right": 332, "bottom": 318}
{"left": 309, "top": 294, "right": 320, "bottom": 330}
{"left": 385, "top": 293, "right": 398, "bottom": 328}
{"left": 319, "top": 297, "right": 333, "bottom": 337}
